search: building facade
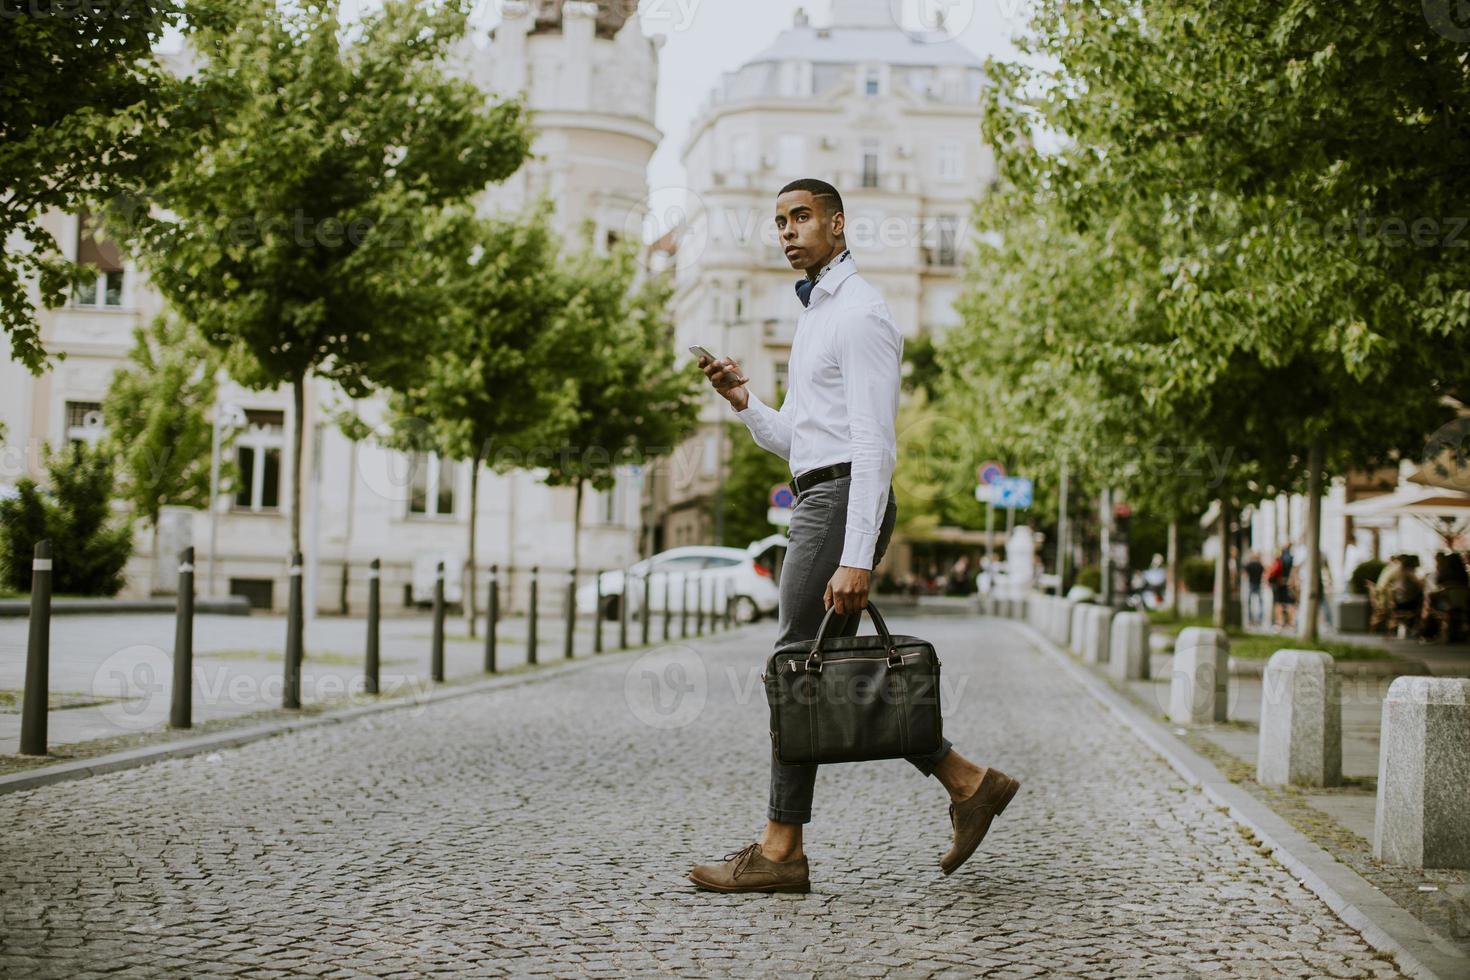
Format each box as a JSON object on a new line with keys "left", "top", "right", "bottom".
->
{"left": 646, "top": 0, "right": 994, "bottom": 569}
{"left": 0, "top": 0, "right": 664, "bottom": 614}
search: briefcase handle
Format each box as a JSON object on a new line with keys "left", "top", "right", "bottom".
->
{"left": 804, "top": 601, "right": 899, "bottom": 673}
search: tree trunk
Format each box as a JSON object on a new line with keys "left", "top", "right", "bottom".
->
{"left": 465, "top": 451, "right": 481, "bottom": 638}
{"left": 1099, "top": 486, "right": 1113, "bottom": 605}
{"left": 1213, "top": 496, "right": 1230, "bottom": 631}
{"left": 290, "top": 375, "right": 305, "bottom": 558}
{"left": 1166, "top": 519, "right": 1179, "bottom": 617}
{"left": 151, "top": 520, "right": 162, "bottom": 596}
{"left": 573, "top": 478, "right": 584, "bottom": 575}
{"left": 1300, "top": 441, "right": 1325, "bottom": 643}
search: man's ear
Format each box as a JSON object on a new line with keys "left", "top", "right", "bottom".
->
{"left": 830, "top": 209, "right": 845, "bottom": 238}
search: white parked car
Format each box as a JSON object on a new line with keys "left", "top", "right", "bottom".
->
{"left": 576, "top": 536, "right": 786, "bottom": 624}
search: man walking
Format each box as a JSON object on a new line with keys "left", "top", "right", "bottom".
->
{"left": 687, "top": 179, "right": 1020, "bottom": 894}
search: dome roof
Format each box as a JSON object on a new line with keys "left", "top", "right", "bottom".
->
{"left": 529, "top": 0, "right": 630, "bottom": 40}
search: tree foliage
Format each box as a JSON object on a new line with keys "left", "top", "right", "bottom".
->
{"left": 103, "top": 313, "right": 228, "bottom": 532}
{"left": 0, "top": 1, "right": 184, "bottom": 373}
{"left": 114, "top": 0, "right": 534, "bottom": 558}
{"left": 0, "top": 443, "right": 134, "bottom": 595}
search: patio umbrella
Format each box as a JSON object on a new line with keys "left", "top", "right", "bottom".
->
{"left": 1343, "top": 484, "right": 1470, "bottom": 549}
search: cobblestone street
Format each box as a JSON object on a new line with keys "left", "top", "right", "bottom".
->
{"left": 0, "top": 614, "right": 1406, "bottom": 977}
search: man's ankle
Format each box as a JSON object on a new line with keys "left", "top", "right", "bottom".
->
{"left": 759, "top": 841, "right": 804, "bottom": 862}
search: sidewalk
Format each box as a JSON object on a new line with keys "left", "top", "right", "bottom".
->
{"left": 0, "top": 608, "right": 685, "bottom": 761}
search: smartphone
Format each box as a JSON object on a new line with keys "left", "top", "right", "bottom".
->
{"left": 690, "top": 346, "right": 748, "bottom": 385}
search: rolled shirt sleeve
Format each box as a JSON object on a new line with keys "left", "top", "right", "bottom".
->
{"left": 837, "top": 303, "right": 902, "bottom": 569}
{"left": 734, "top": 388, "right": 794, "bottom": 463}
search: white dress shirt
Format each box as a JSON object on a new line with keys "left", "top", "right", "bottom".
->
{"left": 734, "top": 251, "right": 902, "bottom": 570}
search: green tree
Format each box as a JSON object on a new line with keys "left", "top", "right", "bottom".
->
{"left": 537, "top": 246, "right": 703, "bottom": 576}
{"left": 0, "top": 443, "right": 133, "bottom": 595}
{"left": 376, "top": 208, "right": 576, "bottom": 635}
{"left": 719, "top": 419, "right": 792, "bottom": 550}
{"left": 0, "top": 1, "right": 184, "bottom": 373}
{"left": 957, "top": 0, "right": 1469, "bottom": 634}
{"left": 117, "top": 0, "right": 534, "bottom": 565}
{"left": 103, "top": 314, "right": 230, "bottom": 583}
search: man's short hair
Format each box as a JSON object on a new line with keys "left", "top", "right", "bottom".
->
{"left": 778, "top": 178, "right": 843, "bottom": 217}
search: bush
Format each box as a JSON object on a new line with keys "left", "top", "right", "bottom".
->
{"left": 1181, "top": 556, "right": 1216, "bottom": 593}
{"left": 1076, "top": 564, "right": 1101, "bottom": 592}
{"left": 0, "top": 443, "right": 134, "bottom": 596}
{"left": 1349, "top": 559, "right": 1386, "bottom": 595}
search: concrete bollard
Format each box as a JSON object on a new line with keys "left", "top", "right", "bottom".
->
{"left": 1082, "top": 605, "right": 1113, "bottom": 666}
{"left": 1057, "top": 599, "right": 1078, "bottom": 648}
{"left": 1257, "top": 650, "right": 1341, "bottom": 788}
{"left": 1069, "top": 603, "right": 1092, "bottom": 656}
{"left": 1109, "top": 611, "right": 1151, "bottom": 681}
{"left": 1373, "top": 677, "right": 1470, "bottom": 869}
{"left": 1168, "top": 627, "right": 1229, "bottom": 724}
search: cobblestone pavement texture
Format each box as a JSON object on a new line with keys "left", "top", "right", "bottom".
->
{"left": 0, "top": 615, "right": 1406, "bottom": 977}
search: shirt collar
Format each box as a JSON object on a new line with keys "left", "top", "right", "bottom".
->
{"left": 797, "top": 249, "right": 854, "bottom": 307}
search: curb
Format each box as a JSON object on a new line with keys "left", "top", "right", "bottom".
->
{"left": 0, "top": 628, "right": 736, "bottom": 797}
{"left": 1002, "top": 617, "right": 1467, "bottom": 980}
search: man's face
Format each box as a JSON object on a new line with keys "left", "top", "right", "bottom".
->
{"left": 775, "top": 190, "right": 843, "bottom": 272}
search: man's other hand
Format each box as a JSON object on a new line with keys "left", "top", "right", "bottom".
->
{"left": 699, "top": 354, "right": 750, "bottom": 411}
{"left": 825, "top": 566, "right": 872, "bottom": 616}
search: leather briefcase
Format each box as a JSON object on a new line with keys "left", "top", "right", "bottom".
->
{"left": 763, "top": 601, "right": 943, "bottom": 766}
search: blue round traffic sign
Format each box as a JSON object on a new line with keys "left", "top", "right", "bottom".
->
{"left": 770, "top": 484, "right": 795, "bottom": 509}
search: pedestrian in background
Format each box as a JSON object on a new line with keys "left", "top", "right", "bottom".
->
{"left": 690, "top": 178, "right": 1019, "bottom": 894}
{"left": 1244, "top": 551, "right": 1265, "bottom": 627}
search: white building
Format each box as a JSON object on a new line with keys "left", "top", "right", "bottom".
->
{"left": 0, "top": 0, "right": 665, "bottom": 614}
{"left": 650, "top": 0, "right": 994, "bottom": 562}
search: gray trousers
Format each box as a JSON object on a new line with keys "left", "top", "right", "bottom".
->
{"left": 768, "top": 474, "right": 954, "bottom": 824}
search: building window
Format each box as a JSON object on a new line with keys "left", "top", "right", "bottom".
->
{"left": 703, "top": 433, "right": 718, "bottom": 476}
{"left": 734, "top": 279, "right": 747, "bottom": 320}
{"left": 65, "top": 401, "right": 106, "bottom": 449}
{"left": 864, "top": 68, "right": 880, "bottom": 97}
{"left": 861, "top": 140, "right": 880, "bottom": 189}
{"left": 774, "top": 361, "right": 789, "bottom": 394}
{"left": 732, "top": 134, "right": 756, "bottom": 174}
{"left": 938, "top": 215, "right": 958, "bottom": 266}
{"left": 938, "top": 141, "right": 962, "bottom": 181}
{"left": 73, "top": 212, "right": 125, "bottom": 308}
{"left": 601, "top": 482, "right": 619, "bottom": 524}
{"left": 234, "top": 410, "right": 284, "bottom": 512}
{"left": 408, "top": 451, "right": 456, "bottom": 518}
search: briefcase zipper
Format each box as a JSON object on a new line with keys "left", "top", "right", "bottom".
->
{"left": 785, "top": 651, "right": 927, "bottom": 670}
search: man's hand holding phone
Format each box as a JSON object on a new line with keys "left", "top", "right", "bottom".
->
{"left": 692, "top": 346, "right": 750, "bottom": 411}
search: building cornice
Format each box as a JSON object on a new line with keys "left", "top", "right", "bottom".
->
{"left": 534, "top": 110, "right": 662, "bottom": 148}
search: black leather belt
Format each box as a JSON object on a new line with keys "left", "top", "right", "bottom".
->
{"left": 791, "top": 461, "right": 852, "bottom": 496}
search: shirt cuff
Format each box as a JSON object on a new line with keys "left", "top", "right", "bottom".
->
{"left": 840, "top": 529, "right": 879, "bottom": 571}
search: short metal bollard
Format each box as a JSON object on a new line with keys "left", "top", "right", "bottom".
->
{"left": 641, "top": 568, "right": 651, "bottom": 645}
{"left": 564, "top": 567, "right": 577, "bottom": 660}
{"left": 170, "top": 546, "right": 195, "bottom": 729}
{"left": 366, "top": 558, "right": 381, "bottom": 694}
{"left": 663, "top": 573, "right": 672, "bottom": 640}
{"left": 284, "top": 550, "right": 303, "bottom": 709}
{"left": 528, "top": 566, "right": 539, "bottom": 666}
{"left": 681, "top": 577, "right": 690, "bottom": 638}
{"left": 594, "top": 568, "right": 603, "bottom": 654}
{"left": 431, "top": 560, "right": 446, "bottom": 682}
{"left": 618, "top": 565, "right": 629, "bottom": 651}
{"left": 696, "top": 578, "right": 705, "bottom": 636}
{"left": 19, "top": 540, "right": 53, "bottom": 756}
{"left": 485, "top": 564, "right": 499, "bottom": 673}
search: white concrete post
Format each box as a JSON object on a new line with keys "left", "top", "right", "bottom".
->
{"left": 1168, "top": 627, "right": 1229, "bottom": 724}
{"left": 1082, "top": 605, "right": 1113, "bottom": 665}
{"left": 1109, "top": 611, "right": 1150, "bottom": 681}
{"left": 1373, "top": 676, "right": 1470, "bottom": 869}
{"left": 1256, "top": 649, "right": 1341, "bottom": 788}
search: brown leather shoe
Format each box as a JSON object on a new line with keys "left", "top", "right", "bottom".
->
{"left": 688, "top": 843, "right": 811, "bottom": 893}
{"left": 940, "top": 767, "right": 1021, "bottom": 875}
